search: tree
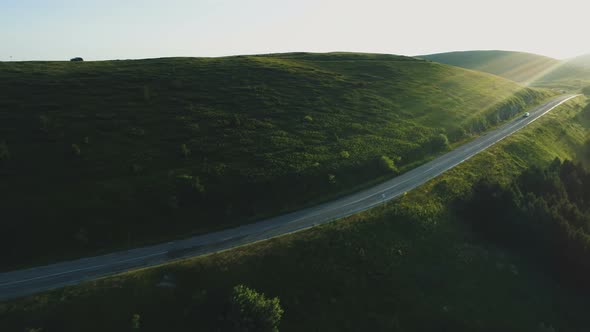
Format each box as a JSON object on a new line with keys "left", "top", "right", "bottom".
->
{"left": 582, "top": 85, "right": 590, "bottom": 96}
{"left": 378, "top": 155, "right": 399, "bottom": 174}
{"left": 428, "top": 133, "right": 450, "bottom": 152}
{"left": 131, "top": 313, "right": 141, "bottom": 329}
{"left": 228, "top": 285, "right": 284, "bottom": 332}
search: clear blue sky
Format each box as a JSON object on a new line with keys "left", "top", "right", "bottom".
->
{"left": 2, "top": 0, "right": 588, "bottom": 61}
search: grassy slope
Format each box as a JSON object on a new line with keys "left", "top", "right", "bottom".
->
{"left": 420, "top": 50, "right": 559, "bottom": 84}
{"left": 2, "top": 98, "right": 589, "bottom": 331}
{"left": 421, "top": 50, "right": 590, "bottom": 90}
{"left": 0, "top": 53, "right": 552, "bottom": 268}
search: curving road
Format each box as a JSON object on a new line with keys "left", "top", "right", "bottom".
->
{"left": 0, "top": 94, "right": 579, "bottom": 301}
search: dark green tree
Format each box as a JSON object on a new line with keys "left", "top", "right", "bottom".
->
{"left": 378, "top": 155, "right": 399, "bottom": 174}
{"left": 228, "top": 284, "right": 284, "bottom": 332}
{"left": 429, "top": 133, "right": 450, "bottom": 151}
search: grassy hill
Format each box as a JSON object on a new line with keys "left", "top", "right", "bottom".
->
{"left": 420, "top": 50, "right": 590, "bottom": 90}
{"left": 419, "top": 50, "right": 560, "bottom": 84}
{"left": 2, "top": 98, "right": 588, "bottom": 332}
{"left": 0, "top": 52, "right": 552, "bottom": 268}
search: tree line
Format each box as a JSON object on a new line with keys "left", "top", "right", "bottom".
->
{"left": 458, "top": 155, "right": 590, "bottom": 290}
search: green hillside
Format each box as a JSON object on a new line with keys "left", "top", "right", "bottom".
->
{"left": 420, "top": 50, "right": 590, "bottom": 90}
{"left": 419, "top": 50, "right": 560, "bottom": 83}
{"left": 0, "top": 53, "right": 551, "bottom": 268}
{"left": 2, "top": 98, "right": 589, "bottom": 332}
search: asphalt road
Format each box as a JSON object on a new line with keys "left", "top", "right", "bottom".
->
{"left": 0, "top": 94, "right": 579, "bottom": 301}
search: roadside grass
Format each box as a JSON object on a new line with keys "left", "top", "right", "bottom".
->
{"left": 2, "top": 99, "right": 589, "bottom": 331}
{"left": 0, "top": 53, "right": 553, "bottom": 268}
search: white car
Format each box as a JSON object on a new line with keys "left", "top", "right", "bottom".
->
{"left": 523, "top": 112, "right": 530, "bottom": 118}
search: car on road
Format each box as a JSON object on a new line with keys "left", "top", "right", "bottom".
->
{"left": 523, "top": 112, "right": 530, "bottom": 118}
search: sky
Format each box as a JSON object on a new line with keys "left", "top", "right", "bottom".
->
{"left": 2, "top": 0, "right": 589, "bottom": 61}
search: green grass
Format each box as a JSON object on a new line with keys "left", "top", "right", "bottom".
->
{"left": 419, "top": 50, "right": 560, "bottom": 84}
{"left": 420, "top": 50, "right": 590, "bottom": 90}
{"left": 2, "top": 98, "right": 589, "bottom": 331}
{"left": 0, "top": 53, "right": 553, "bottom": 268}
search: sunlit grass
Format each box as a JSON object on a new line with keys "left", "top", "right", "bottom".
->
{"left": 421, "top": 50, "right": 590, "bottom": 91}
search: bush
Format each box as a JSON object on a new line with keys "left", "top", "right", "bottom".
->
{"left": 379, "top": 155, "right": 399, "bottom": 174}
{"left": 429, "top": 133, "right": 450, "bottom": 152}
{"left": 0, "top": 140, "right": 9, "bottom": 161}
{"left": 180, "top": 143, "right": 191, "bottom": 158}
{"left": 228, "top": 285, "right": 284, "bottom": 332}
{"left": 131, "top": 314, "right": 141, "bottom": 329}
{"left": 328, "top": 174, "right": 336, "bottom": 184}
{"left": 340, "top": 150, "right": 350, "bottom": 159}
{"left": 178, "top": 175, "right": 205, "bottom": 192}
{"left": 71, "top": 144, "right": 81, "bottom": 157}
{"left": 303, "top": 115, "right": 313, "bottom": 122}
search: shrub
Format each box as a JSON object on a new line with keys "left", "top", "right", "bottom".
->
{"left": 340, "top": 150, "right": 350, "bottom": 159}
{"left": 228, "top": 285, "right": 284, "bottom": 332}
{"left": 328, "top": 174, "right": 336, "bottom": 184}
{"left": 177, "top": 175, "right": 205, "bottom": 194}
{"left": 303, "top": 115, "right": 313, "bottom": 122}
{"left": 0, "top": 140, "right": 9, "bottom": 161}
{"left": 131, "top": 314, "right": 141, "bottom": 329}
{"left": 428, "top": 133, "right": 450, "bottom": 152}
{"left": 379, "top": 155, "right": 399, "bottom": 174}
{"left": 180, "top": 144, "right": 191, "bottom": 158}
{"left": 71, "top": 144, "right": 81, "bottom": 157}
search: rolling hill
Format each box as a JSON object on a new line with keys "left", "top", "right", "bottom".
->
{"left": 419, "top": 50, "right": 560, "bottom": 84}
{"left": 420, "top": 50, "right": 590, "bottom": 90}
{"left": 0, "top": 52, "right": 552, "bottom": 268}
{"left": 3, "top": 96, "right": 589, "bottom": 332}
